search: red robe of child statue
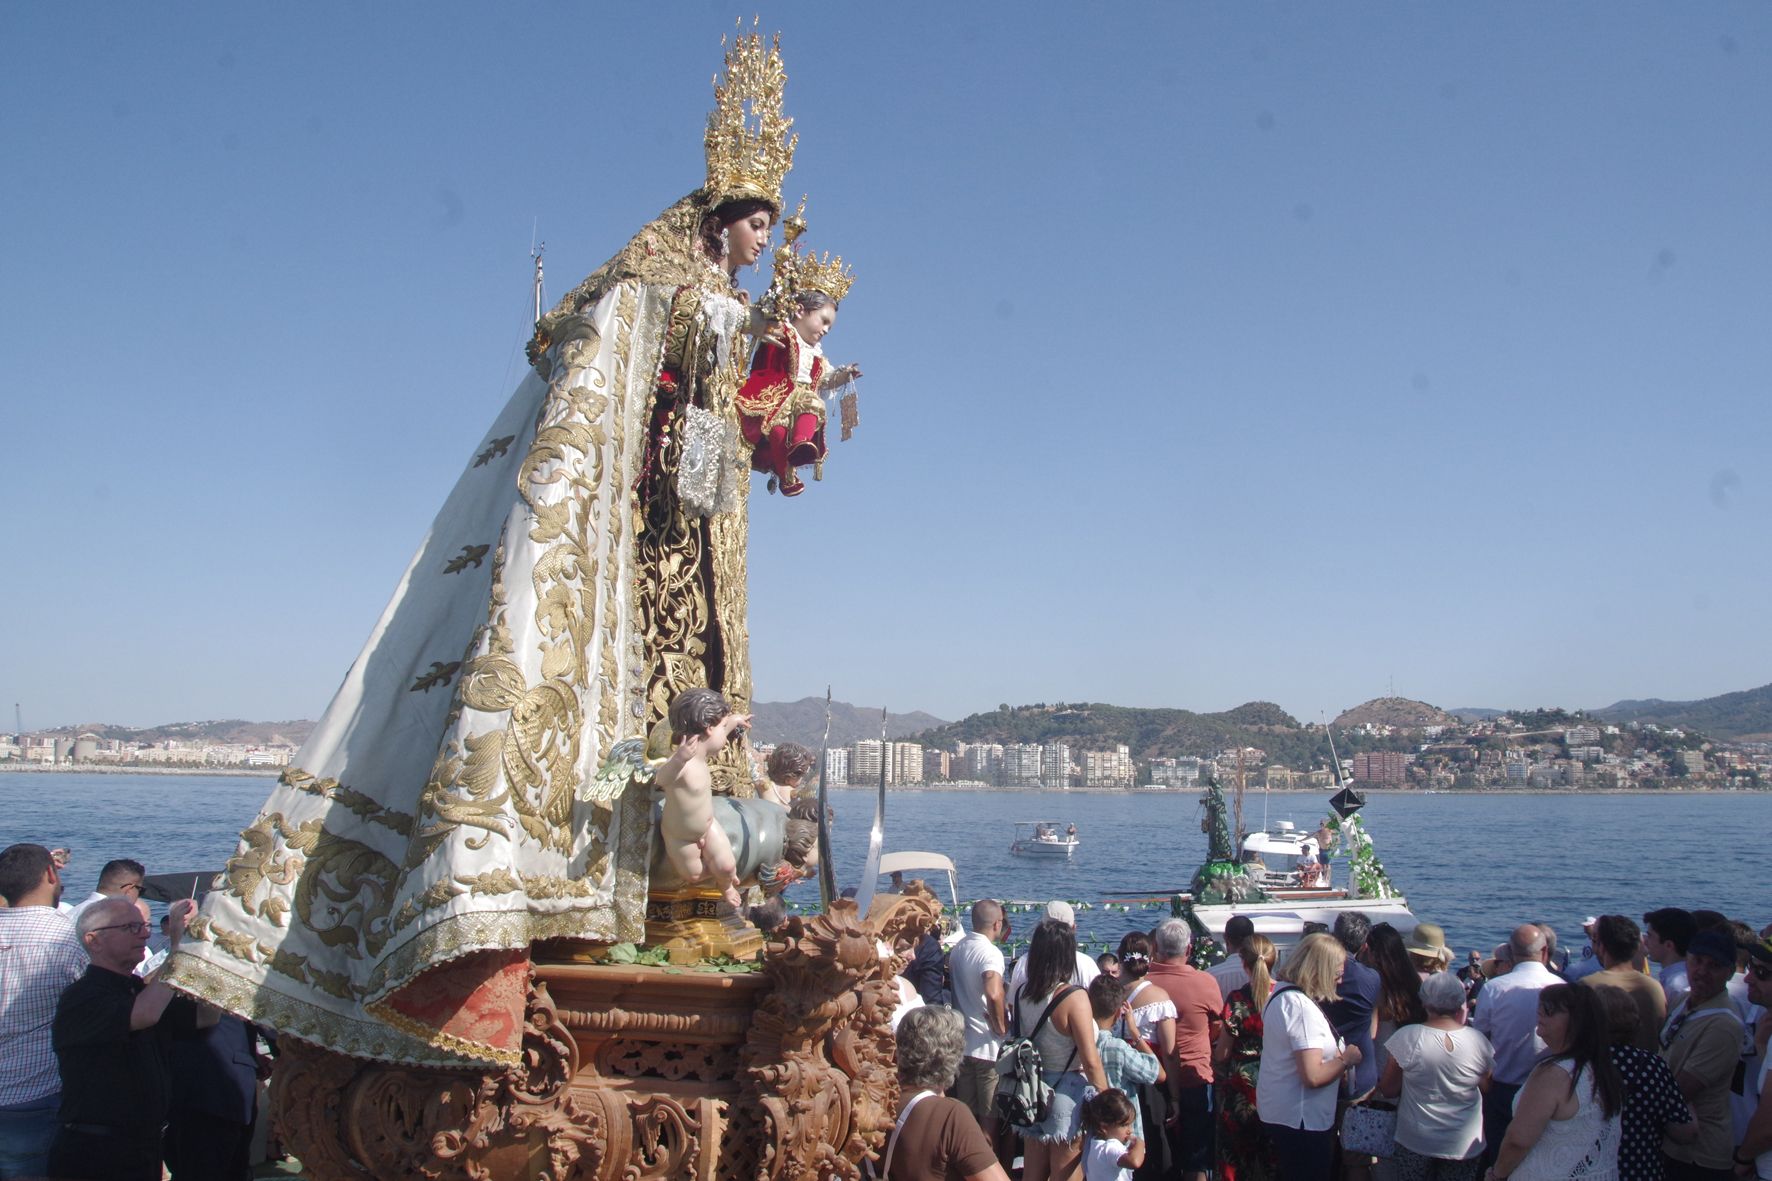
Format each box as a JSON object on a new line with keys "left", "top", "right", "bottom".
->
{"left": 736, "top": 329, "right": 827, "bottom": 497}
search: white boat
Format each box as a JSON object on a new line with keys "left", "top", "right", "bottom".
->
{"left": 1190, "top": 893, "right": 1420, "bottom": 948}
{"left": 1010, "top": 820, "right": 1079, "bottom": 860}
{"left": 1241, "top": 819, "right": 1331, "bottom": 891}
{"left": 878, "top": 850, "right": 964, "bottom": 947}
{"left": 1178, "top": 777, "right": 1417, "bottom": 949}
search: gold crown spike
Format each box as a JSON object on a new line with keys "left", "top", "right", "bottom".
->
{"left": 795, "top": 250, "right": 855, "bottom": 303}
{"left": 704, "top": 23, "right": 797, "bottom": 210}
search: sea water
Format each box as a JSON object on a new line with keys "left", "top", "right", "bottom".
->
{"left": 5, "top": 773, "right": 1765, "bottom": 961}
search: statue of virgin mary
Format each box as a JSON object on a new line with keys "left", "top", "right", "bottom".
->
{"left": 162, "top": 31, "right": 800, "bottom": 1068}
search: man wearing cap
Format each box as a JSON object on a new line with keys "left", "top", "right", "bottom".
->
{"left": 1473, "top": 923, "right": 1560, "bottom": 1168}
{"left": 1565, "top": 916, "right": 1606, "bottom": 983}
{"left": 1733, "top": 937, "right": 1772, "bottom": 1180}
{"left": 1581, "top": 914, "right": 1667, "bottom": 1054}
{"left": 1006, "top": 900, "right": 1098, "bottom": 1000}
{"left": 1660, "top": 928, "right": 1746, "bottom": 1179}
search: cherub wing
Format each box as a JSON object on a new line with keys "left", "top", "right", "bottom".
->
{"left": 578, "top": 737, "right": 655, "bottom": 803}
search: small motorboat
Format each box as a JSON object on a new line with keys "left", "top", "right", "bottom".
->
{"left": 878, "top": 850, "right": 965, "bottom": 947}
{"left": 1010, "top": 820, "right": 1079, "bottom": 860}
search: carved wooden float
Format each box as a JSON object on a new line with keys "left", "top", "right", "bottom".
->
{"left": 269, "top": 889, "right": 942, "bottom": 1181}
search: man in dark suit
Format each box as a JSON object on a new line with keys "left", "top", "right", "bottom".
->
{"left": 164, "top": 1014, "right": 262, "bottom": 1181}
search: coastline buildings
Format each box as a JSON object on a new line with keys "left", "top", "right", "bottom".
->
{"left": 0, "top": 731, "right": 296, "bottom": 768}
{"left": 8, "top": 704, "right": 1767, "bottom": 791}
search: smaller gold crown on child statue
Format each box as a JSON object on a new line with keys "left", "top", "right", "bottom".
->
{"left": 794, "top": 250, "right": 855, "bottom": 303}
{"left": 704, "top": 21, "right": 797, "bottom": 210}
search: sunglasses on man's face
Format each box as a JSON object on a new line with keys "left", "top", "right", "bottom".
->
{"left": 1750, "top": 963, "right": 1772, "bottom": 981}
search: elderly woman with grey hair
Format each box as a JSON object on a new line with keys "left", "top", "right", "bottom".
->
{"left": 1377, "top": 970, "right": 1495, "bottom": 1180}
{"left": 887, "top": 1006, "right": 1009, "bottom": 1181}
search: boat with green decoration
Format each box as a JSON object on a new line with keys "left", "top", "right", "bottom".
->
{"left": 1176, "top": 776, "right": 1416, "bottom": 949}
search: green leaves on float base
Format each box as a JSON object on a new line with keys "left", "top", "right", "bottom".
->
{"left": 601, "top": 942, "right": 674, "bottom": 966}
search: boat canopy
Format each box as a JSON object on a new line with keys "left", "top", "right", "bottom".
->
{"left": 879, "top": 851, "right": 957, "bottom": 876}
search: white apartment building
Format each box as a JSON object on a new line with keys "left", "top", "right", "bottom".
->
{"left": 1040, "top": 742, "right": 1071, "bottom": 788}
{"left": 890, "top": 742, "right": 924, "bottom": 785}
{"left": 961, "top": 743, "right": 1003, "bottom": 781}
{"left": 1002, "top": 743, "right": 1043, "bottom": 786}
{"left": 1083, "top": 744, "right": 1134, "bottom": 788}
{"left": 824, "top": 747, "right": 849, "bottom": 785}
{"left": 851, "top": 740, "right": 883, "bottom": 784}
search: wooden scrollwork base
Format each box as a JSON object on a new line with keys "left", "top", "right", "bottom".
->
{"left": 270, "top": 889, "right": 941, "bottom": 1181}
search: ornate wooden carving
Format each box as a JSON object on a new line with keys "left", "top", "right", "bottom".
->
{"left": 737, "top": 889, "right": 943, "bottom": 1180}
{"left": 272, "top": 977, "right": 599, "bottom": 1181}
{"left": 270, "top": 890, "right": 941, "bottom": 1181}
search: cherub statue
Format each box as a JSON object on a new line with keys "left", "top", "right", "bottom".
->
{"left": 653, "top": 688, "right": 750, "bottom": 907}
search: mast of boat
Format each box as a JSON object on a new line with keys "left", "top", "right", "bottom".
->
{"left": 1325, "top": 719, "right": 1346, "bottom": 788}
{"left": 1234, "top": 746, "right": 1246, "bottom": 847}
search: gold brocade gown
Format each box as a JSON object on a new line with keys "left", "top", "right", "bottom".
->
{"left": 162, "top": 192, "right": 762, "bottom": 1067}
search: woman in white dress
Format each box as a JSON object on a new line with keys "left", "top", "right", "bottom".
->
{"left": 1487, "top": 983, "right": 1622, "bottom": 1181}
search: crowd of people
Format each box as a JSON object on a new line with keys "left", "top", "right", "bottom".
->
{"left": 0, "top": 843, "right": 270, "bottom": 1181}
{"left": 887, "top": 900, "right": 1772, "bottom": 1181}
{"left": 7, "top": 832, "right": 1771, "bottom": 1181}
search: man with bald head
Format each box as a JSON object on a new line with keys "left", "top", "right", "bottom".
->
{"left": 49, "top": 895, "right": 204, "bottom": 1180}
{"left": 1471, "top": 922, "right": 1560, "bottom": 1167}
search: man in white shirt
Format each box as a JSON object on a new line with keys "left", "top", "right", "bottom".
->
{"left": 1643, "top": 906, "right": 1696, "bottom": 1014}
{"left": 947, "top": 900, "right": 1008, "bottom": 1129}
{"left": 1006, "top": 900, "right": 1099, "bottom": 1001}
{"left": 1207, "top": 915, "right": 1253, "bottom": 1003}
{"left": 62, "top": 858, "right": 147, "bottom": 926}
{"left": 1472, "top": 923, "right": 1560, "bottom": 1167}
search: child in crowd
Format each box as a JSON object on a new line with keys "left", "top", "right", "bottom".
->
{"left": 737, "top": 286, "right": 860, "bottom": 497}
{"left": 1087, "top": 976, "right": 1159, "bottom": 1142}
{"left": 1080, "top": 1089, "right": 1144, "bottom": 1181}
{"left": 653, "top": 688, "right": 750, "bottom": 908}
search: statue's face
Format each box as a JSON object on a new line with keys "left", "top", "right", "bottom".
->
{"left": 725, "top": 209, "right": 773, "bottom": 269}
{"left": 791, "top": 302, "right": 836, "bottom": 347}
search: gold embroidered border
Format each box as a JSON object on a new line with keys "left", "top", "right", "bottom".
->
{"left": 160, "top": 952, "right": 441, "bottom": 1066}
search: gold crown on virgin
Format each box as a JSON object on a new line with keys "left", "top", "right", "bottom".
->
{"left": 794, "top": 250, "right": 855, "bottom": 303}
{"left": 704, "top": 23, "right": 798, "bottom": 210}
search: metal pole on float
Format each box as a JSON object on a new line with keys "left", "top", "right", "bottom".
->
{"left": 814, "top": 688, "right": 837, "bottom": 910}
{"left": 531, "top": 236, "right": 545, "bottom": 326}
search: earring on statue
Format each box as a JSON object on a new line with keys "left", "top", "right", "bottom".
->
{"left": 720, "top": 227, "right": 731, "bottom": 253}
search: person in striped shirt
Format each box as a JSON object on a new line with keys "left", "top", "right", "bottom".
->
{"left": 0, "top": 843, "right": 85, "bottom": 1180}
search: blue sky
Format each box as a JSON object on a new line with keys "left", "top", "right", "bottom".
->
{"left": 3, "top": 3, "right": 1768, "bottom": 731}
